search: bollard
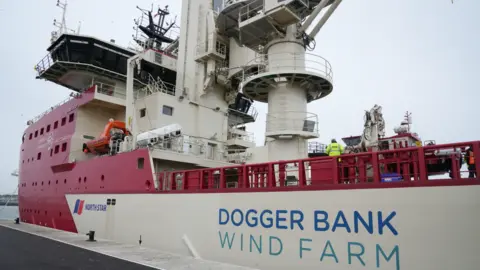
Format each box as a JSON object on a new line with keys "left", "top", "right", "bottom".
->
{"left": 14, "top": 218, "right": 19, "bottom": 224}
{"left": 86, "top": 230, "right": 96, "bottom": 242}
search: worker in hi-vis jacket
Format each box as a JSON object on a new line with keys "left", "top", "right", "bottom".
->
{"left": 465, "top": 146, "right": 476, "bottom": 178}
{"left": 326, "top": 139, "right": 344, "bottom": 158}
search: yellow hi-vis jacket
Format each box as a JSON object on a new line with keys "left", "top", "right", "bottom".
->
{"left": 326, "top": 142, "right": 344, "bottom": 157}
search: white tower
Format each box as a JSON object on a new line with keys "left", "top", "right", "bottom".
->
{"left": 217, "top": 0, "right": 341, "bottom": 160}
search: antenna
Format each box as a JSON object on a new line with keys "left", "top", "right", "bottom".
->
{"left": 404, "top": 111, "right": 412, "bottom": 132}
{"left": 132, "top": 4, "right": 177, "bottom": 50}
{"left": 51, "top": 0, "right": 78, "bottom": 43}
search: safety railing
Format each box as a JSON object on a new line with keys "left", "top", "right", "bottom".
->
{"left": 27, "top": 82, "right": 122, "bottom": 125}
{"left": 136, "top": 74, "right": 176, "bottom": 99}
{"left": 225, "top": 149, "right": 253, "bottom": 164}
{"left": 308, "top": 141, "right": 327, "bottom": 154}
{"left": 241, "top": 51, "right": 333, "bottom": 82}
{"left": 227, "top": 127, "right": 255, "bottom": 143}
{"left": 152, "top": 141, "right": 480, "bottom": 192}
{"left": 228, "top": 104, "right": 259, "bottom": 121}
{"left": 265, "top": 111, "right": 319, "bottom": 135}
{"left": 239, "top": 0, "right": 264, "bottom": 23}
{"left": 94, "top": 83, "right": 126, "bottom": 99}
{"left": 35, "top": 53, "right": 55, "bottom": 77}
{"left": 143, "top": 134, "right": 230, "bottom": 162}
{"left": 27, "top": 95, "right": 75, "bottom": 125}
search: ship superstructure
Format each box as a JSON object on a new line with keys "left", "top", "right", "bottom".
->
{"left": 18, "top": 1, "right": 480, "bottom": 269}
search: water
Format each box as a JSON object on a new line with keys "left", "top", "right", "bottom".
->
{"left": 0, "top": 206, "right": 19, "bottom": 220}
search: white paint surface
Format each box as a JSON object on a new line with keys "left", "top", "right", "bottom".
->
{"left": 67, "top": 185, "right": 480, "bottom": 270}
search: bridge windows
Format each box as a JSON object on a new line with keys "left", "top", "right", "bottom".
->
{"left": 37, "top": 152, "right": 42, "bottom": 160}
{"left": 29, "top": 133, "right": 32, "bottom": 140}
{"left": 46, "top": 124, "right": 51, "bottom": 132}
{"left": 69, "top": 113, "right": 74, "bottom": 122}
{"left": 35, "top": 130, "right": 38, "bottom": 138}
{"left": 40, "top": 128, "right": 44, "bottom": 135}
{"left": 54, "top": 145, "right": 60, "bottom": 154}
{"left": 140, "top": 108, "right": 146, "bottom": 118}
{"left": 54, "top": 121, "right": 58, "bottom": 129}
{"left": 61, "top": 142, "right": 67, "bottom": 152}
{"left": 61, "top": 117, "right": 66, "bottom": 126}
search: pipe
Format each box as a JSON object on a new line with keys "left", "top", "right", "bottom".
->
{"left": 307, "top": 0, "right": 343, "bottom": 39}
{"left": 126, "top": 54, "right": 141, "bottom": 147}
{"left": 299, "top": 0, "right": 330, "bottom": 33}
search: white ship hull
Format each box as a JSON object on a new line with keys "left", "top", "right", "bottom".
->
{"left": 67, "top": 185, "right": 480, "bottom": 270}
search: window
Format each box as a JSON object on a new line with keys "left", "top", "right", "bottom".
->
{"left": 54, "top": 121, "right": 58, "bottom": 129}
{"left": 140, "top": 108, "right": 146, "bottom": 118}
{"left": 137, "top": 158, "right": 144, "bottom": 169}
{"left": 37, "top": 152, "right": 41, "bottom": 160}
{"left": 69, "top": 113, "right": 74, "bottom": 122}
{"left": 61, "top": 142, "right": 67, "bottom": 152}
{"left": 40, "top": 128, "right": 44, "bottom": 135}
{"left": 29, "top": 133, "right": 32, "bottom": 140}
{"left": 50, "top": 149, "right": 53, "bottom": 156}
{"left": 162, "top": 105, "right": 173, "bottom": 116}
{"left": 54, "top": 145, "right": 60, "bottom": 154}
{"left": 46, "top": 125, "right": 51, "bottom": 132}
{"left": 34, "top": 130, "right": 38, "bottom": 137}
{"left": 61, "top": 117, "right": 66, "bottom": 126}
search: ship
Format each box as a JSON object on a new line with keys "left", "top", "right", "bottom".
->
{"left": 19, "top": 0, "right": 480, "bottom": 269}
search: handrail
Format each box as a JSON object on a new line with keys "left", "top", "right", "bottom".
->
{"left": 240, "top": 51, "right": 333, "bottom": 82}
{"left": 239, "top": 1, "right": 263, "bottom": 23}
{"left": 35, "top": 53, "right": 55, "bottom": 77}
{"left": 95, "top": 83, "right": 126, "bottom": 99}
{"left": 153, "top": 141, "right": 480, "bottom": 192}
{"left": 228, "top": 128, "right": 255, "bottom": 143}
{"left": 27, "top": 82, "right": 124, "bottom": 125}
{"left": 308, "top": 141, "right": 327, "bottom": 153}
{"left": 27, "top": 95, "right": 75, "bottom": 125}
{"left": 228, "top": 104, "right": 259, "bottom": 121}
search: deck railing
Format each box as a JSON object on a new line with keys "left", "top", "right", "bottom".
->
{"left": 152, "top": 141, "right": 480, "bottom": 192}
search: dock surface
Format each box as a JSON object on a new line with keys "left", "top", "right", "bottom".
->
{"left": 0, "top": 220, "right": 256, "bottom": 270}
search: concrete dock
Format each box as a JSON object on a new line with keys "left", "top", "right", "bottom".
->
{"left": 0, "top": 220, "right": 257, "bottom": 270}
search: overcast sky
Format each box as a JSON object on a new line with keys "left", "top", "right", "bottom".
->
{"left": 0, "top": 0, "right": 478, "bottom": 193}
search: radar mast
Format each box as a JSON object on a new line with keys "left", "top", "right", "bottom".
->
{"left": 132, "top": 5, "right": 177, "bottom": 51}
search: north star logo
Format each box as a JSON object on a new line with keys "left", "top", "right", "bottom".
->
{"left": 73, "top": 199, "right": 85, "bottom": 215}
{"left": 73, "top": 199, "right": 107, "bottom": 215}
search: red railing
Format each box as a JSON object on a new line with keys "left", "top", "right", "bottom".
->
{"left": 152, "top": 141, "right": 480, "bottom": 193}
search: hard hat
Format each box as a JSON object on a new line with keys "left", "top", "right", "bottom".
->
{"left": 331, "top": 139, "right": 337, "bottom": 143}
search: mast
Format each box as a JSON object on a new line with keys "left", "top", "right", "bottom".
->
{"left": 51, "top": 0, "right": 80, "bottom": 43}
{"left": 125, "top": 4, "right": 178, "bottom": 149}
{"left": 216, "top": 0, "right": 342, "bottom": 160}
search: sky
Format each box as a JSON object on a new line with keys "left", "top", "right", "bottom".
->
{"left": 0, "top": 0, "right": 478, "bottom": 193}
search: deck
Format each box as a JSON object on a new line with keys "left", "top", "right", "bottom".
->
{"left": 0, "top": 220, "right": 256, "bottom": 270}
